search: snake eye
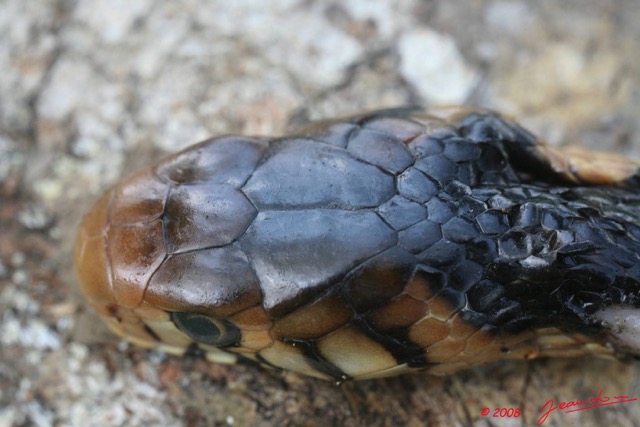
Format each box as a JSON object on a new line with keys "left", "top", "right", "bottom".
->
{"left": 171, "top": 312, "right": 240, "bottom": 347}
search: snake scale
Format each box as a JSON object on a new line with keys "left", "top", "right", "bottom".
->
{"left": 75, "top": 107, "right": 640, "bottom": 381}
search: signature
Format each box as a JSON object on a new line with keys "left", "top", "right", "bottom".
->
{"left": 537, "top": 390, "right": 638, "bottom": 425}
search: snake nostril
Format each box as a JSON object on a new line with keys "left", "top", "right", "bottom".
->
{"left": 105, "top": 304, "right": 119, "bottom": 318}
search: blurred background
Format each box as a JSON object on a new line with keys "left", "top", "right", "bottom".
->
{"left": 1, "top": 1, "right": 640, "bottom": 426}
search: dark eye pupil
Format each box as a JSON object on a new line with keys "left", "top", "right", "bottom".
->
{"left": 171, "top": 312, "right": 239, "bottom": 347}
{"left": 173, "top": 312, "right": 220, "bottom": 343}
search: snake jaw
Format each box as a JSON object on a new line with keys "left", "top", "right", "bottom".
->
{"left": 92, "top": 300, "right": 276, "bottom": 363}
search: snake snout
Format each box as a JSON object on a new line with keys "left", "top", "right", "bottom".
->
{"left": 75, "top": 139, "right": 275, "bottom": 357}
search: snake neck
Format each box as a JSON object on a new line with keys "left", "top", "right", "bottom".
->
{"left": 450, "top": 182, "right": 640, "bottom": 355}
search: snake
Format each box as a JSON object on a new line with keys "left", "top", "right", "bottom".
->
{"left": 75, "top": 107, "right": 640, "bottom": 381}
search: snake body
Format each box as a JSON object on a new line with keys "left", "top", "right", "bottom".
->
{"left": 75, "top": 107, "right": 640, "bottom": 380}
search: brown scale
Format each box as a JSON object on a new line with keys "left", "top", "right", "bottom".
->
{"left": 75, "top": 107, "right": 640, "bottom": 381}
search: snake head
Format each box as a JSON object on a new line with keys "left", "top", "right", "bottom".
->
{"left": 76, "top": 108, "right": 640, "bottom": 380}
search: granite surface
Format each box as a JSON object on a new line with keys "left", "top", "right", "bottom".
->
{"left": 2, "top": 1, "right": 640, "bottom": 426}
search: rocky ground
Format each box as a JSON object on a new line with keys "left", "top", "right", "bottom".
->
{"left": 2, "top": 1, "right": 640, "bottom": 426}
